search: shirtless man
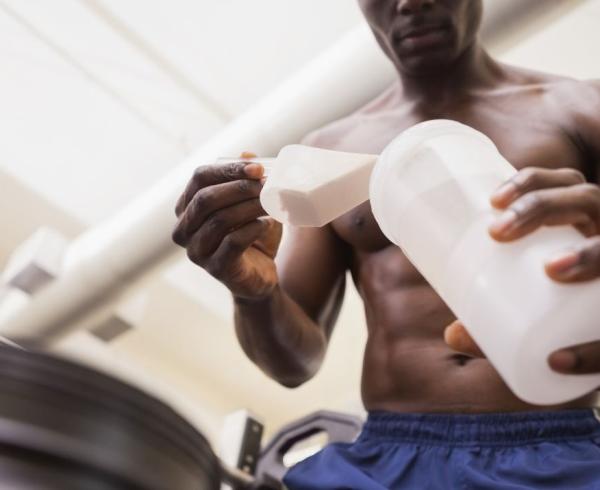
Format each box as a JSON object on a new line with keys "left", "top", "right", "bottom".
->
{"left": 173, "top": 1, "right": 600, "bottom": 487}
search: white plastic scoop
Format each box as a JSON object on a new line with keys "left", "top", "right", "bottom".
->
{"left": 253, "top": 145, "right": 377, "bottom": 227}
{"left": 217, "top": 145, "right": 376, "bottom": 227}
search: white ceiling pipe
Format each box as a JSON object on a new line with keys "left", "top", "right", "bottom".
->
{"left": 0, "top": 0, "right": 574, "bottom": 346}
{"left": 0, "top": 24, "right": 395, "bottom": 346}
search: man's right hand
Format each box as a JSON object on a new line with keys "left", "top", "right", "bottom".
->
{"left": 172, "top": 153, "right": 283, "bottom": 300}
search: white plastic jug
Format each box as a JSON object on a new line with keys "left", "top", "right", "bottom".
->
{"left": 370, "top": 119, "right": 600, "bottom": 405}
{"left": 250, "top": 120, "right": 600, "bottom": 405}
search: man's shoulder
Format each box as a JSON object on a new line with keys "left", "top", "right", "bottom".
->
{"left": 504, "top": 64, "right": 600, "bottom": 125}
{"left": 539, "top": 77, "right": 600, "bottom": 131}
{"left": 536, "top": 76, "right": 600, "bottom": 155}
{"left": 546, "top": 78, "right": 600, "bottom": 106}
{"left": 301, "top": 83, "right": 401, "bottom": 150}
{"left": 541, "top": 77, "right": 600, "bottom": 101}
{"left": 503, "top": 63, "right": 599, "bottom": 97}
{"left": 301, "top": 115, "right": 362, "bottom": 150}
{"left": 511, "top": 65, "right": 600, "bottom": 108}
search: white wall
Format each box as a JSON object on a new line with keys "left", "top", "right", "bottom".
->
{"left": 499, "top": 0, "right": 600, "bottom": 79}
{"left": 0, "top": 0, "right": 362, "bottom": 224}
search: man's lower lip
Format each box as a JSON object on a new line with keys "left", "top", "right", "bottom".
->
{"left": 400, "top": 29, "right": 448, "bottom": 50}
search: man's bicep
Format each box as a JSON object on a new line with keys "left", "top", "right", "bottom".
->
{"left": 275, "top": 224, "right": 349, "bottom": 334}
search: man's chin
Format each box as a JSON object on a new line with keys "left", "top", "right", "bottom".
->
{"left": 399, "top": 54, "right": 454, "bottom": 77}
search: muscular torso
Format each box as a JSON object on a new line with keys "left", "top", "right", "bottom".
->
{"left": 311, "top": 67, "right": 597, "bottom": 413}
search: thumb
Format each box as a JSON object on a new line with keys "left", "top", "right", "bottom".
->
{"left": 444, "top": 320, "right": 486, "bottom": 358}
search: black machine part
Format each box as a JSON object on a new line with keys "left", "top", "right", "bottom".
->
{"left": 253, "top": 410, "right": 363, "bottom": 490}
{"left": 0, "top": 345, "right": 221, "bottom": 490}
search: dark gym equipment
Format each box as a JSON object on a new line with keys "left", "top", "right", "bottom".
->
{"left": 0, "top": 344, "right": 363, "bottom": 489}
{"left": 253, "top": 411, "right": 363, "bottom": 489}
{"left": 0, "top": 345, "right": 221, "bottom": 490}
{"left": 222, "top": 410, "right": 363, "bottom": 489}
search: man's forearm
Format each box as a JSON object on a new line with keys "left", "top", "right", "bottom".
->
{"left": 233, "top": 285, "right": 327, "bottom": 388}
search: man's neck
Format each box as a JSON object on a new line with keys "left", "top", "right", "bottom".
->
{"left": 398, "top": 43, "right": 501, "bottom": 108}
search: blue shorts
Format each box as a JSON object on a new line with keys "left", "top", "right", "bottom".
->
{"left": 283, "top": 409, "right": 600, "bottom": 489}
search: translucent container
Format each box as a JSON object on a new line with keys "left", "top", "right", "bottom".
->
{"left": 370, "top": 119, "right": 600, "bottom": 405}
{"left": 259, "top": 145, "right": 377, "bottom": 227}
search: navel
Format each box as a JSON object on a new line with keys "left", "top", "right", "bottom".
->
{"left": 354, "top": 215, "right": 365, "bottom": 228}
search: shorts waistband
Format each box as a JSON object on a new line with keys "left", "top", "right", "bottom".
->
{"left": 359, "top": 409, "right": 600, "bottom": 447}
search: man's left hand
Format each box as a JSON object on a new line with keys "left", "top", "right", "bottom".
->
{"left": 444, "top": 166, "right": 600, "bottom": 374}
